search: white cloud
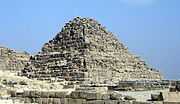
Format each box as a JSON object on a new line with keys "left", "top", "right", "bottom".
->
{"left": 120, "top": 0, "right": 157, "bottom": 6}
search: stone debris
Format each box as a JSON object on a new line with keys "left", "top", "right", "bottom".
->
{"left": 109, "top": 91, "right": 123, "bottom": 100}
{"left": 150, "top": 92, "right": 163, "bottom": 101}
{"left": 21, "top": 17, "right": 162, "bottom": 83}
{"left": 169, "top": 80, "right": 180, "bottom": 92}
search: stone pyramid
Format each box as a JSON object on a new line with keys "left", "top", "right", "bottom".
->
{"left": 22, "top": 17, "right": 162, "bottom": 83}
{"left": 0, "top": 46, "right": 30, "bottom": 71}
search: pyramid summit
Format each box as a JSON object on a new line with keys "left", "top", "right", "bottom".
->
{"left": 22, "top": 17, "right": 162, "bottom": 83}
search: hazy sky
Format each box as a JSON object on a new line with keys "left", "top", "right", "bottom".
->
{"left": 0, "top": 0, "right": 179, "bottom": 79}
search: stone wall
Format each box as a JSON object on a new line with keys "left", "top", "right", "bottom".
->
{"left": 9, "top": 89, "right": 136, "bottom": 104}
{"left": 109, "top": 80, "right": 169, "bottom": 91}
{"left": 9, "top": 88, "right": 169, "bottom": 104}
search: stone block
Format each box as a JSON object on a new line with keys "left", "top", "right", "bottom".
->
{"left": 48, "top": 98, "right": 54, "bottom": 104}
{"left": 124, "top": 96, "right": 136, "bottom": 101}
{"left": 24, "top": 98, "right": 32, "bottom": 103}
{"left": 104, "top": 100, "right": 118, "bottom": 104}
{"left": 118, "top": 100, "right": 133, "bottom": 104}
{"left": 55, "top": 91, "right": 67, "bottom": 98}
{"left": 49, "top": 91, "right": 56, "bottom": 98}
{"left": 70, "top": 91, "right": 105, "bottom": 100}
{"left": 110, "top": 92, "right": 123, "bottom": 100}
{"left": 29, "top": 90, "right": 41, "bottom": 98}
{"left": 53, "top": 98, "right": 61, "bottom": 104}
{"left": 41, "top": 98, "right": 49, "bottom": 104}
{"left": 66, "top": 98, "right": 86, "bottom": 104}
{"left": 9, "top": 90, "right": 16, "bottom": 97}
{"left": 41, "top": 91, "right": 49, "bottom": 98}
{"left": 132, "top": 101, "right": 152, "bottom": 104}
{"left": 23, "top": 90, "right": 30, "bottom": 97}
{"left": 86, "top": 100, "right": 104, "bottom": 104}
{"left": 101, "top": 94, "right": 110, "bottom": 100}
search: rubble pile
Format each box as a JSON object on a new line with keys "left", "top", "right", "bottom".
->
{"left": 0, "top": 46, "right": 30, "bottom": 71}
{"left": 21, "top": 17, "right": 162, "bottom": 83}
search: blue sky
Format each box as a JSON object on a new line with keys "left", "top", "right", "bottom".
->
{"left": 0, "top": 0, "right": 179, "bottom": 79}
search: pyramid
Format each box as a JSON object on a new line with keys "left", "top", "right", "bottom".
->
{"left": 0, "top": 46, "right": 30, "bottom": 71}
{"left": 22, "top": 17, "right": 162, "bottom": 83}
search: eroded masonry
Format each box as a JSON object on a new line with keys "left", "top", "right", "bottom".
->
{"left": 21, "top": 17, "right": 162, "bottom": 83}
{"left": 0, "top": 46, "right": 29, "bottom": 71}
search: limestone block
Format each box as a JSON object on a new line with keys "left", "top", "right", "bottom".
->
{"left": 49, "top": 91, "right": 56, "bottom": 98}
{"left": 24, "top": 98, "right": 32, "bottom": 103}
{"left": 48, "top": 98, "right": 54, "bottom": 104}
{"left": 53, "top": 98, "right": 61, "bottom": 104}
{"left": 66, "top": 98, "right": 86, "bottom": 104}
{"left": 104, "top": 100, "right": 119, "bottom": 104}
{"left": 29, "top": 90, "right": 41, "bottom": 98}
{"left": 86, "top": 100, "right": 104, "bottom": 104}
{"left": 23, "top": 90, "right": 30, "bottom": 97}
{"left": 41, "top": 98, "right": 49, "bottom": 104}
{"left": 55, "top": 91, "right": 68, "bottom": 98}
{"left": 41, "top": 91, "right": 50, "bottom": 98}
{"left": 110, "top": 92, "right": 123, "bottom": 100}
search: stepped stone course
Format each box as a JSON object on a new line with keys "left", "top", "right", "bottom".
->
{"left": 22, "top": 17, "right": 162, "bottom": 83}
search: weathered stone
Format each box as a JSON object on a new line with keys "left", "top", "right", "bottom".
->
{"left": 48, "top": 98, "right": 54, "bottom": 104}
{"left": 29, "top": 90, "right": 41, "bottom": 98}
{"left": 41, "top": 98, "right": 49, "bottom": 104}
{"left": 86, "top": 100, "right": 104, "bottom": 104}
{"left": 9, "top": 90, "right": 16, "bottom": 97}
{"left": 151, "top": 92, "right": 163, "bottom": 101}
{"left": 41, "top": 91, "right": 50, "bottom": 98}
{"left": 101, "top": 94, "right": 110, "bottom": 100}
{"left": 66, "top": 98, "right": 86, "bottom": 104}
{"left": 21, "top": 17, "right": 162, "bottom": 83}
{"left": 55, "top": 91, "right": 68, "bottom": 98}
{"left": 132, "top": 101, "right": 151, "bottom": 104}
{"left": 104, "top": 100, "right": 118, "bottom": 104}
{"left": 19, "top": 80, "right": 28, "bottom": 85}
{"left": 0, "top": 46, "right": 30, "bottom": 71}
{"left": 118, "top": 101, "right": 133, "bottom": 104}
{"left": 49, "top": 91, "right": 56, "bottom": 98}
{"left": 124, "top": 96, "right": 136, "bottom": 101}
{"left": 23, "top": 98, "right": 32, "bottom": 103}
{"left": 53, "top": 98, "right": 61, "bottom": 104}
{"left": 70, "top": 91, "right": 107, "bottom": 100}
{"left": 110, "top": 91, "right": 123, "bottom": 100}
{"left": 23, "top": 90, "right": 30, "bottom": 97}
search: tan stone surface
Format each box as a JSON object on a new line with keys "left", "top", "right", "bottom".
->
{"left": 0, "top": 46, "right": 30, "bottom": 71}
{"left": 21, "top": 17, "right": 162, "bottom": 83}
